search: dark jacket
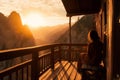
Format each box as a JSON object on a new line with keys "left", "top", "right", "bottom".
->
{"left": 88, "top": 40, "right": 103, "bottom": 66}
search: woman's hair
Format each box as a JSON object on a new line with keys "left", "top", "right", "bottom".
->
{"left": 89, "top": 30, "right": 100, "bottom": 42}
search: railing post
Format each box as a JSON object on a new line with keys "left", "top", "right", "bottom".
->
{"left": 69, "top": 44, "right": 71, "bottom": 62}
{"left": 59, "top": 46, "right": 61, "bottom": 62}
{"left": 31, "top": 51, "right": 40, "bottom": 80}
{"left": 51, "top": 47, "right": 54, "bottom": 70}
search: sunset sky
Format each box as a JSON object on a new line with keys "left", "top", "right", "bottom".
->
{"left": 0, "top": 0, "right": 79, "bottom": 28}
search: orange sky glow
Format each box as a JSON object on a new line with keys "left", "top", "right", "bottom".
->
{"left": 0, "top": 0, "right": 79, "bottom": 28}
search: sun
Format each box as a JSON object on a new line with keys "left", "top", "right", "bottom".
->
{"left": 22, "top": 13, "right": 45, "bottom": 28}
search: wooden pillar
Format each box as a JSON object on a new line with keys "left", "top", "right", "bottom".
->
{"left": 31, "top": 51, "right": 40, "bottom": 80}
{"left": 69, "top": 16, "right": 72, "bottom": 61}
{"left": 112, "top": 0, "right": 120, "bottom": 78}
{"left": 69, "top": 16, "right": 72, "bottom": 44}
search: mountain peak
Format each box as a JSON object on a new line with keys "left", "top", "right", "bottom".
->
{"left": 0, "top": 13, "right": 7, "bottom": 24}
{"left": 8, "top": 11, "right": 23, "bottom": 28}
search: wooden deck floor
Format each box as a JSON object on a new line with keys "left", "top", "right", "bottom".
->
{"left": 40, "top": 61, "right": 82, "bottom": 80}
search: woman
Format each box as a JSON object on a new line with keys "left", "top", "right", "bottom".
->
{"left": 87, "top": 30, "right": 103, "bottom": 66}
{"left": 78, "top": 30, "right": 103, "bottom": 72}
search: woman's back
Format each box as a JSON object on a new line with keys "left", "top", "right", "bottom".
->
{"left": 88, "top": 40, "right": 103, "bottom": 66}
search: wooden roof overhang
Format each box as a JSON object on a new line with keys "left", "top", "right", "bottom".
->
{"left": 61, "top": 0, "right": 102, "bottom": 44}
{"left": 62, "top": 0, "right": 102, "bottom": 17}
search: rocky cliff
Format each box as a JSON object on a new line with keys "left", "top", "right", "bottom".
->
{"left": 0, "top": 11, "right": 35, "bottom": 50}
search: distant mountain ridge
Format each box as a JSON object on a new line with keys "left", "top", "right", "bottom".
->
{"left": 55, "top": 15, "right": 96, "bottom": 44}
{"left": 31, "top": 24, "right": 69, "bottom": 45}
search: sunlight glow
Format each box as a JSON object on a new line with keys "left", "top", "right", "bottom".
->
{"left": 23, "top": 13, "right": 45, "bottom": 28}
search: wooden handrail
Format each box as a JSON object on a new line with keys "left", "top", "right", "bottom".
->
{"left": 0, "top": 44, "right": 55, "bottom": 61}
{"left": 0, "top": 60, "right": 31, "bottom": 77}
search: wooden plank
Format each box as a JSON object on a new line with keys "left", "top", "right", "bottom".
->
{"left": 40, "top": 62, "right": 60, "bottom": 80}
{"left": 70, "top": 62, "right": 82, "bottom": 80}
{"left": 66, "top": 62, "right": 74, "bottom": 79}
{"left": 40, "top": 61, "right": 68, "bottom": 80}
{"left": 40, "top": 61, "right": 82, "bottom": 80}
{"left": 55, "top": 61, "right": 69, "bottom": 80}
{"left": 70, "top": 62, "right": 77, "bottom": 80}
{"left": 59, "top": 62, "right": 71, "bottom": 80}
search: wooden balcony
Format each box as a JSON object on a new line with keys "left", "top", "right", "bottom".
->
{"left": 0, "top": 44, "right": 87, "bottom": 80}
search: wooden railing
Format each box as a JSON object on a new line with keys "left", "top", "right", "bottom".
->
{"left": 0, "top": 44, "right": 87, "bottom": 80}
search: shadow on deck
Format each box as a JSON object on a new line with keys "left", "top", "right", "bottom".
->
{"left": 40, "top": 61, "right": 81, "bottom": 80}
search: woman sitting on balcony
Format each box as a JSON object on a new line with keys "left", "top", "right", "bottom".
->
{"left": 78, "top": 30, "right": 104, "bottom": 72}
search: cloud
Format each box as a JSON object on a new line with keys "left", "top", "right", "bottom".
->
{"left": 0, "top": 0, "right": 71, "bottom": 25}
{"left": 0, "top": 0, "right": 66, "bottom": 16}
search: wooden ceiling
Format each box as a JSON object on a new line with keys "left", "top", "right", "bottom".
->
{"left": 62, "top": 0, "right": 102, "bottom": 16}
